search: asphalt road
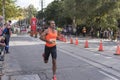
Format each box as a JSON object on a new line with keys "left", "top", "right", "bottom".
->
{"left": 2, "top": 34, "right": 120, "bottom": 80}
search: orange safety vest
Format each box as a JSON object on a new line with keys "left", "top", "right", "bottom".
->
{"left": 45, "top": 28, "right": 57, "bottom": 47}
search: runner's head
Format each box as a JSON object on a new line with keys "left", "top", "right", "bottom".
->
{"left": 49, "top": 20, "right": 55, "bottom": 29}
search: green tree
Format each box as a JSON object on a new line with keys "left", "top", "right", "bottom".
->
{"left": 36, "top": 0, "right": 120, "bottom": 31}
{"left": 64, "top": 0, "right": 120, "bottom": 31}
{"left": 43, "top": 0, "right": 64, "bottom": 26}
{"left": 0, "top": 0, "right": 20, "bottom": 20}
{"left": 26, "top": 4, "right": 37, "bottom": 18}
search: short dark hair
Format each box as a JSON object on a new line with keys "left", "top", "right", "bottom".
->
{"left": 48, "top": 20, "right": 55, "bottom": 25}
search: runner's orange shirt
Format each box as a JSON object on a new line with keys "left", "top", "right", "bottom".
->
{"left": 45, "top": 28, "right": 57, "bottom": 47}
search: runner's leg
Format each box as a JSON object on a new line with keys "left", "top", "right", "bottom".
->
{"left": 44, "top": 46, "right": 50, "bottom": 63}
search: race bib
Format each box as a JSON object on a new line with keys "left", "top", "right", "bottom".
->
{"left": 49, "top": 39, "right": 56, "bottom": 43}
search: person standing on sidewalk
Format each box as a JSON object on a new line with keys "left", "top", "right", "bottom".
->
{"left": 82, "top": 27, "right": 86, "bottom": 37}
{"left": 90, "top": 27, "right": 94, "bottom": 38}
{"left": 40, "top": 20, "right": 58, "bottom": 80}
{"left": 2, "top": 21, "right": 12, "bottom": 53}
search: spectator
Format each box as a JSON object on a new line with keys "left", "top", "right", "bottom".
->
{"left": 103, "top": 29, "right": 108, "bottom": 39}
{"left": 82, "top": 27, "right": 86, "bottom": 37}
{"left": 100, "top": 29, "right": 103, "bottom": 38}
{"left": 90, "top": 27, "right": 94, "bottom": 38}
{"left": 2, "top": 22, "right": 12, "bottom": 53}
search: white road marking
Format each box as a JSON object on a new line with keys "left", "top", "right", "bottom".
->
{"left": 105, "top": 57, "right": 112, "bottom": 59}
{"left": 59, "top": 48, "right": 120, "bottom": 78}
{"left": 10, "top": 41, "right": 45, "bottom": 46}
{"left": 99, "top": 71, "right": 119, "bottom": 80}
{"left": 11, "top": 74, "right": 41, "bottom": 80}
{"left": 94, "top": 54, "right": 100, "bottom": 56}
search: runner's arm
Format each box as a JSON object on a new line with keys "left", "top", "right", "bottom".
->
{"left": 39, "top": 29, "right": 53, "bottom": 44}
{"left": 40, "top": 29, "right": 48, "bottom": 42}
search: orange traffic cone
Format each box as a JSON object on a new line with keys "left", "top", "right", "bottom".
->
{"left": 98, "top": 40, "right": 103, "bottom": 51}
{"left": 65, "top": 36, "right": 68, "bottom": 42}
{"left": 114, "top": 45, "right": 120, "bottom": 55}
{"left": 59, "top": 38, "right": 61, "bottom": 41}
{"left": 85, "top": 39, "right": 89, "bottom": 48}
{"left": 75, "top": 37, "right": 79, "bottom": 45}
{"left": 62, "top": 37, "right": 64, "bottom": 42}
{"left": 60, "top": 37, "right": 62, "bottom": 41}
{"left": 70, "top": 37, "right": 73, "bottom": 44}
{"left": 64, "top": 37, "right": 67, "bottom": 42}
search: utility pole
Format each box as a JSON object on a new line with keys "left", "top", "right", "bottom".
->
{"left": 2, "top": 0, "right": 5, "bottom": 24}
{"left": 73, "top": 1, "right": 77, "bottom": 37}
{"left": 73, "top": 1, "right": 76, "bottom": 28}
{"left": 41, "top": 0, "right": 43, "bottom": 19}
{"left": 41, "top": 0, "right": 45, "bottom": 27}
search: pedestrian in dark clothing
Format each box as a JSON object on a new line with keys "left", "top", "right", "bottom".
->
{"left": 82, "top": 27, "right": 86, "bottom": 37}
{"left": 90, "top": 27, "right": 94, "bottom": 38}
{"left": 2, "top": 22, "right": 11, "bottom": 53}
{"left": 100, "top": 29, "right": 103, "bottom": 38}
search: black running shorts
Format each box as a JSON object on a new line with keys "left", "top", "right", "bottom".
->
{"left": 44, "top": 45, "right": 57, "bottom": 61}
